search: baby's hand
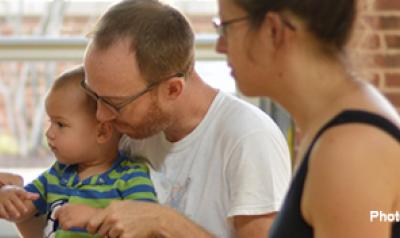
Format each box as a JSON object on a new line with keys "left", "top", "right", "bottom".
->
{"left": 55, "top": 204, "right": 100, "bottom": 230}
{"left": 0, "top": 185, "right": 39, "bottom": 222}
{"left": 0, "top": 173, "right": 23, "bottom": 187}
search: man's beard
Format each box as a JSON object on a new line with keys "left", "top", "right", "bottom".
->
{"left": 122, "top": 96, "right": 171, "bottom": 139}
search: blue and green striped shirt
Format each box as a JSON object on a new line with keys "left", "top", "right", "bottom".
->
{"left": 25, "top": 151, "right": 157, "bottom": 238}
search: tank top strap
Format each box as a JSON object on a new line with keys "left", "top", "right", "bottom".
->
{"left": 306, "top": 110, "right": 400, "bottom": 160}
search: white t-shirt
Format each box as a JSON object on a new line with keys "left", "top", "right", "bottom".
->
{"left": 120, "top": 91, "right": 291, "bottom": 238}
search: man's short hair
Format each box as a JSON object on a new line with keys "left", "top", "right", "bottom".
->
{"left": 92, "top": 0, "right": 195, "bottom": 83}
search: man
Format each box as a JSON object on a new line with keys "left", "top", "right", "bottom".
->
{"left": 61, "top": 0, "right": 291, "bottom": 237}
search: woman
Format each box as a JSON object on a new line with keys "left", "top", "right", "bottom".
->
{"left": 215, "top": 0, "right": 400, "bottom": 237}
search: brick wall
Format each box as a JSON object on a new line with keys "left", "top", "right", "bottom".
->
{"left": 293, "top": 0, "right": 400, "bottom": 158}
{"left": 352, "top": 0, "right": 400, "bottom": 111}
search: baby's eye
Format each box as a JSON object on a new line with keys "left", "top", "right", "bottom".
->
{"left": 56, "top": 122, "right": 65, "bottom": 128}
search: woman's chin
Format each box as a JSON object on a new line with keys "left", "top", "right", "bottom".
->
{"left": 238, "top": 84, "right": 268, "bottom": 97}
{"left": 230, "top": 69, "right": 235, "bottom": 78}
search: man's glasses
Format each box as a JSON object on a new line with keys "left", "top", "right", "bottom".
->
{"left": 212, "top": 14, "right": 296, "bottom": 37}
{"left": 80, "top": 72, "right": 185, "bottom": 115}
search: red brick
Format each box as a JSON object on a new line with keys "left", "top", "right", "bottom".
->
{"left": 375, "top": 0, "right": 400, "bottom": 10}
{"left": 384, "top": 92, "right": 400, "bottom": 108}
{"left": 385, "top": 73, "right": 400, "bottom": 87}
{"left": 348, "top": 51, "right": 373, "bottom": 69}
{"left": 370, "top": 73, "right": 382, "bottom": 87}
{"left": 374, "top": 54, "right": 400, "bottom": 68}
{"left": 364, "top": 15, "right": 400, "bottom": 30}
{"left": 385, "top": 34, "right": 400, "bottom": 49}
{"left": 358, "top": 0, "right": 370, "bottom": 12}
{"left": 361, "top": 33, "right": 381, "bottom": 49}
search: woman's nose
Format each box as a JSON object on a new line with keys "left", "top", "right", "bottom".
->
{"left": 215, "top": 35, "right": 227, "bottom": 54}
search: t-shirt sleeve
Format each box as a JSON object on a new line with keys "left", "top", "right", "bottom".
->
{"left": 225, "top": 129, "right": 292, "bottom": 217}
{"left": 117, "top": 162, "right": 158, "bottom": 203}
{"left": 24, "top": 163, "right": 61, "bottom": 215}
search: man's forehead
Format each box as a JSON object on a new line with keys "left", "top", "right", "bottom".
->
{"left": 86, "top": 39, "right": 138, "bottom": 66}
{"left": 87, "top": 37, "right": 134, "bottom": 54}
{"left": 83, "top": 50, "right": 146, "bottom": 96}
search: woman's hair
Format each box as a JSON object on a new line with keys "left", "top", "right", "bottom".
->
{"left": 233, "top": 0, "right": 356, "bottom": 52}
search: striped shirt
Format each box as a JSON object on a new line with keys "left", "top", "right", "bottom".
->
{"left": 25, "top": 151, "right": 157, "bottom": 238}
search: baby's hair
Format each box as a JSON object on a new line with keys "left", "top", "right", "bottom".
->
{"left": 50, "top": 65, "right": 97, "bottom": 115}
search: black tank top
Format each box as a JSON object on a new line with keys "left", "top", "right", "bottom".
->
{"left": 269, "top": 110, "right": 400, "bottom": 238}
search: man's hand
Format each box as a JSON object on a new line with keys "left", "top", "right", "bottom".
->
{"left": 0, "top": 173, "right": 24, "bottom": 187}
{"left": 0, "top": 185, "right": 39, "bottom": 222}
{"left": 85, "top": 200, "right": 164, "bottom": 238}
{"left": 55, "top": 203, "right": 101, "bottom": 230}
{"left": 85, "top": 200, "right": 213, "bottom": 238}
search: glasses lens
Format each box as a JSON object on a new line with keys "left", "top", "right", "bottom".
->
{"left": 212, "top": 17, "right": 223, "bottom": 36}
{"left": 80, "top": 80, "right": 98, "bottom": 101}
{"left": 98, "top": 98, "right": 119, "bottom": 116}
{"left": 81, "top": 80, "right": 119, "bottom": 115}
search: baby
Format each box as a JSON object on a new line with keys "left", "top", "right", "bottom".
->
{"left": 0, "top": 66, "right": 157, "bottom": 237}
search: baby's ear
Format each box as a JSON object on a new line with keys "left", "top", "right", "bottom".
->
{"left": 96, "top": 122, "right": 113, "bottom": 143}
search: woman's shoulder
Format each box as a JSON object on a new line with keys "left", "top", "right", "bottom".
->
{"left": 302, "top": 120, "right": 400, "bottom": 233}
{"left": 311, "top": 116, "right": 399, "bottom": 168}
{"left": 308, "top": 120, "right": 400, "bottom": 200}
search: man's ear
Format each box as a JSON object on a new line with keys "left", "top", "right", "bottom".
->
{"left": 159, "top": 77, "right": 185, "bottom": 100}
{"left": 96, "top": 122, "right": 113, "bottom": 144}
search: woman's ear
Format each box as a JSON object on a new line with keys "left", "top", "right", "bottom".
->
{"left": 264, "top": 12, "right": 286, "bottom": 48}
{"left": 96, "top": 122, "right": 113, "bottom": 144}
